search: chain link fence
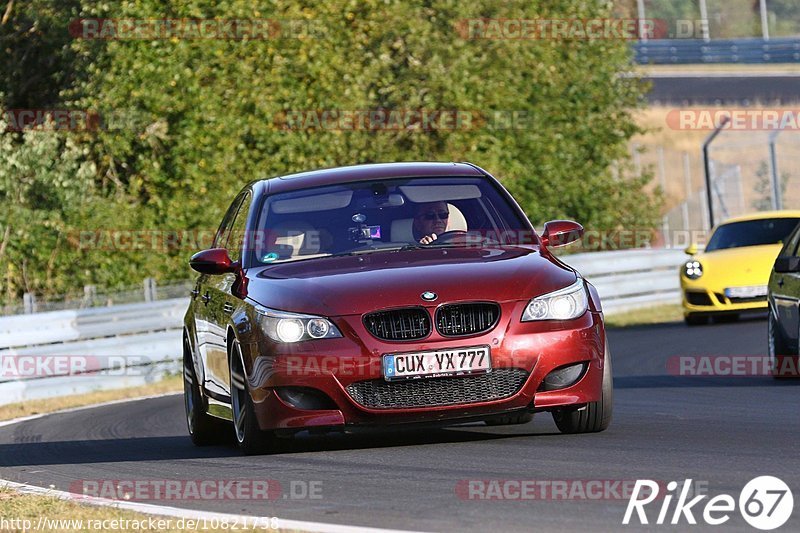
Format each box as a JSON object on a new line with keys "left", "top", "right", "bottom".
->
{"left": 633, "top": 128, "right": 800, "bottom": 248}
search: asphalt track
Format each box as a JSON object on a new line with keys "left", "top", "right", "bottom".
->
{"left": 1, "top": 316, "right": 799, "bottom": 532}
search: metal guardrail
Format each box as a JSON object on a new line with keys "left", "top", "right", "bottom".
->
{"left": 0, "top": 298, "right": 187, "bottom": 350}
{"left": 634, "top": 38, "right": 800, "bottom": 64}
{"left": 564, "top": 248, "right": 686, "bottom": 313}
{"left": 0, "top": 248, "right": 688, "bottom": 405}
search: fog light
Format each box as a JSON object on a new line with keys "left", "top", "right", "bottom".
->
{"left": 539, "top": 362, "right": 588, "bottom": 391}
{"left": 274, "top": 387, "right": 336, "bottom": 410}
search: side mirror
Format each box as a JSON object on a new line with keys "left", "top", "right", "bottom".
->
{"left": 541, "top": 220, "right": 584, "bottom": 248}
{"left": 190, "top": 248, "right": 237, "bottom": 275}
{"left": 774, "top": 256, "right": 800, "bottom": 273}
{"left": 685, "top": 243, "right": 698, "bottom": 255}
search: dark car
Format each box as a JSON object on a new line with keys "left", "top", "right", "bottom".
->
{"left": 767, "top": 219, "right": 800, "bottom": 378}
{"left": 183, "top": 162, "right": 612, "bottom": 454}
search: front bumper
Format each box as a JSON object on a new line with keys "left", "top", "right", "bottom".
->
{"left": 238, "top": 303, "right": 606, "bottom": 432}
{"left": 681, "top": 280, "right": 768, "bottom": 315}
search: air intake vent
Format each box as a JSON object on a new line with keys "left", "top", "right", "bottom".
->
{"left": 435, "top": 302, "right": 500, "bottom": 337}
{"left": 363, "top": 307, "right": 431, "bottom": 341}
{"left": 346, "top": 368, "right": 529, "bottom": 409}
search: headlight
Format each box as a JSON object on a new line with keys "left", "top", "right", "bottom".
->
{"left": 684, "top": 260, "right": 703, "bottom": 280}
{"left": 522, "top": 279, "right": 588, "bottom": 322}
{"left": 256, "top": 307, "right": 342, "bottom": 343}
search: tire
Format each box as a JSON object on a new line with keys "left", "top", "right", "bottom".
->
{"left": 684, "top": 313, "right": 709, "bottom": 326}
{"left": 183, "top": 336, "right": 227, "bottom": 446}
{"left": 552, "top": 341, "right": 613, "bottom": 434}
{"left": 230, "top": 339, "right": 277, "bottom": 455}
{"left": 485, "top": 413, "right": 534, "bottom": 426}
{"left": 768, "top": 312, "right": 794, "bottom": 380}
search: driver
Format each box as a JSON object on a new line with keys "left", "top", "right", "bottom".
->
{"left": 412, "top": 201, "right": 449, "bottom": 244}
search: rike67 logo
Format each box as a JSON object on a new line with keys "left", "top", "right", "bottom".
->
{"left": 623, "top": 477, "right": 793, "bottom": 530}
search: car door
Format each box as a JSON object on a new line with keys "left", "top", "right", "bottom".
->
{"left": 772, "top": 224, "right": 800, "bottom": 351}
{"left": 195, "top": 193, "right": 246, "bottom": 398}
{"left": 205, "top": 190, "right": 253, "bottom": 397}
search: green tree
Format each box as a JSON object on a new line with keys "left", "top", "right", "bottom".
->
{"left": 1, "top": 0, "right": 661, "bottom": 305}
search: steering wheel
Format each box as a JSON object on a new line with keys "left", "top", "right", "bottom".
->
{"left": 430, "top": 229, "right": 469, "bottom": 244}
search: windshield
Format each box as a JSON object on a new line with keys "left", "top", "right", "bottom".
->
{"left": 251, "top": 176, "right": 532, "bottom": 264}
{"left": 705, "top": 218, "right": 800, "bottom": 252}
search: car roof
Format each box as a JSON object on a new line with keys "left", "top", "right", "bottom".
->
{"left": 719, "top": 210, "right": 800, "bottom": 225}
{"left": 256, "top": 162, "right": 487, "bottom": 195}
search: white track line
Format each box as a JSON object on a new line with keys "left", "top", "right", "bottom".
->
{"left": 0, "top": 394, "right": 423, "bottom": 533}
{"left": 0, "top": 479, "right": 419, "bottom": 533}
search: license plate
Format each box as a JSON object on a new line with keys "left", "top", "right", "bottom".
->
{"left": 725, "top": 285, "right": 768, "bottom": 298}
{"left": 382, "top": 346, "right": 491, "bottom": 381}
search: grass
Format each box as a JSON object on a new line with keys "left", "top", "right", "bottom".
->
{"left": 0, "top": 374, "right": 182, "bottom": 422}
{"left": 0, "top": 487, "right": 284, "bottom": 532}
{"left": 605, "top": 304, "right": 684, "bottom": 328}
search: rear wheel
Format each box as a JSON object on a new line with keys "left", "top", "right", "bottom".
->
{"left": 230, "top": 339, "right": 277, "bottom": 455}
{"left": 552, "top": 341, "right": 613, "bottom": 434}
{"left": 484, "top": 413, "right": 534, "bottom": 426}
{"left": 183, "top": 337, "right": 226, "bottom": 446}
{"left": 684, "top": 313, "right": 709, "bottom": 326}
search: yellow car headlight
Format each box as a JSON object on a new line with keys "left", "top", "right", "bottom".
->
{"left": 684, "top": 260, "right": 703, "bottom": 280}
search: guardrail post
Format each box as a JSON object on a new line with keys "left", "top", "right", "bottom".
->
{"left": 143, "top": 278, "right": 157, "bottom": 302}
{"left": 23, "top": 293, "right": 37, "bottom": 314}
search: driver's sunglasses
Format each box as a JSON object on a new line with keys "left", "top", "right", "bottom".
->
{"left": 421, "top": 211, "right": 449, "bottom": 221}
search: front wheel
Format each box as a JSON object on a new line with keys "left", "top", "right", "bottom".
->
{"left": 552, "top": 341, "right": 613, "bottom": 434}
{"left": 230, "top": 340, "right": 277, "bottom": 455}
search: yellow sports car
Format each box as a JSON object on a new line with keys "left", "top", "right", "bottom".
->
{"left": 681, "top": 211, "right": 800, "bottom": 325}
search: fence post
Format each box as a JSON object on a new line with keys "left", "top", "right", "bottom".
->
{"left": 769, "top": 130, "right": 784, "bottom": 210}
{"left": 682, "top": 152, "right": 692, "bottom": 231}
{"left": 143, "top": 278, "right": 157, "bottom": 302}
{"left": 23, "top": 293, "right": 37, "bottom": 314}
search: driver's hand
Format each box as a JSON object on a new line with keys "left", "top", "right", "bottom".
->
{"left": 419, "top": 233, "right": 438, "bottom": 245}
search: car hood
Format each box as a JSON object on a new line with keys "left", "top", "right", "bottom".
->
{"left": 245, "top": 246, "right": 577, "bottom": 316}
{"left": 694, "top": 243, "right": 783, "bottom": 286}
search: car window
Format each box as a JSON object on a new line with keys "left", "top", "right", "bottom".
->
{"left": 213, "top": 194, "right": 245, "bottom": 249}
{"left": 254, "top": 176, "right": 531, "bottom": 264}
{"left": 226, "top": 191, "right": 252, "bottom": 264}
{"left": 778, "top": 221, "right": 800, "bottom": 258}
{"left": 705, "top": 218, "right": 800, "bottom": 252}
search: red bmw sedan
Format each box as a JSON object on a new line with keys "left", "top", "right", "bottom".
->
{"left": 183, "top": 162, "right": 612, "bottom": 454}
